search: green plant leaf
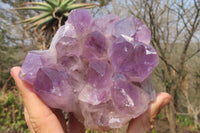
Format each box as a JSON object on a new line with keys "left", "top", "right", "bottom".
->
{"left": 21, "top": 12, "right": 51, "bottom": 24}
{"left": 65, "top": 3, "right": 98, "bottom": 11}
{"left": 15, "top": 6, "right": 52, "bottom": 12}
{"left": 67, "top": 0, "right": 76, "bottom": 6}
{"left": 63, "top": 12, "right": 69, "bottom": 17}
{"left": 21, "top": 2, "right": 53, "bottom": 10}
{"left": 45, "top": 0, "right": 58, "bottom": 7}
{"left": 26, "top": 15, "right": 54, "bottom": 30}
{"left": 60, "top": 0, "right": 71, "bottom": 10}
{"left": 57, "top": 0, "right": 62, "bottom": 6}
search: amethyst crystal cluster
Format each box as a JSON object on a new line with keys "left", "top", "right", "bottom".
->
{"left": 19, "top": 9, "right": 159, "bottom": 130}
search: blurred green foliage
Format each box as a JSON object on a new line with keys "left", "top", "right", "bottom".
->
{"left": 152, "top": 129, "right": 157, "bottom": 133}
{"left": 0, "top": 14, "right": 29, "bottom": 132}
{"left": 177, "top": 115, "right": 194, "bottom": 127}
{"left": 0, "top": 88, "right": 29, "bottom": 132}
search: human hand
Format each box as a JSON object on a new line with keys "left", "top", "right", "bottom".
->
{"left": 11, "top": 66, "right": 171, "bottom": 133}
{"left": 11, "top": 66, "right": 84, "bottom": 133}
{"left": 127, "top": 92, "right": 171, "bottom": 133}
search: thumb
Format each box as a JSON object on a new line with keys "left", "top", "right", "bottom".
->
{"left": 127, "top": 92, "right": 171, "bottom": 133}
{"left": 11, "top": 66, "right": 67, "bottom": 133}
{"left": 149, "top": 92, "right": 171, "bottom": 123}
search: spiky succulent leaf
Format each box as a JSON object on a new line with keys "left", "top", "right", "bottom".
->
{"left": 21, "top": 2, "right": 53, "bottom": 10}
{"left": 60, "top": 0, "right": 71, "bottom": 10}
{"left": 57, "top": 0, "right": 62, "bottom": 6}
{"left": 46, "top": 0, "right": 58, "bottom": 7}
{"left": 37, "top": 16, "right": 54, "bottom": 29}
{"left": 26, "top": 15, "right": 54, "bottom": 30}
{"left": 65, "top": 3, "right": 98, "bottom": 11}
{"left": 21, "top": 12, "right": 51, "bottom": 24}
{"left": 67, "top": 0, "right": 76, "bottom": 6}
{"left": 15, "top": 6, "right": 52, "bottom": 12}
{"left": 16, "top": 0, "right": 98, "bottom": 31}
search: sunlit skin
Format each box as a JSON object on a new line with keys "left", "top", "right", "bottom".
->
{"left": 11, "top": 66, "right": 171, "bottom": 133}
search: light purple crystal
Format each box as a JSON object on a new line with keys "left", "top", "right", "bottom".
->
{"left": 86, "top": 60, "right": 112, "bottom": 88}
{"left": 82, "top": 31, "right": 107, "bottom": 60}
{"left": 34, "top": 67, "right": 78, "bottom": 112}
{"left": 19, "top": 9, "right": 159, "bottom": 131}
{"left": 110, "top": 41, "right": 158, "bottom": 82}
{"left": 19, "top": 50, "right": 56, "bottom": 84}
{"left": 111, "top": 80, "right": 149, "bottom": 117}
{"left": 68, "top": 9, "right": 92, "bottom": 34}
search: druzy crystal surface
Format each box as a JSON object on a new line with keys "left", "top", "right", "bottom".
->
{"left": 19, "top": 9, "right": 159, "bottom": 130}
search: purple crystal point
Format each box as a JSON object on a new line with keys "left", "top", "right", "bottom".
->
{"left": 133, "top": 17, "right": 151, "bottom": 45}
{"left": 68, "top": 9, "right": 92, "bottom": 34}
{"left": 19, "top": 9, "right": 159, "bottom": 130}
{"left": 111, "top": 80, "right": 149, "bottom": 117}
{"left": 86, "top": 60, "right": 112, "bottom": 88}
{"left": 83, "top": 31, "right": 107, "bottom": 60}
{"left": 94, "top": 14, "right": 120, "bottom": 32}
{"left": 34, "top": 67, "right": 77, "bottom": 112}
{"left": 78, "top": 84, "right": 110, "bottom": 105}
{"left": 19, "top": 50, "right": 56, "bottom": 84}
{"left": 112, "top": 17, "right": 136, "bottom": 38}
{"left": 110, "top": 41, "right": 159, "bottom": 82}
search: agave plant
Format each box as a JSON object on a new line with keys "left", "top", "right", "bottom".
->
{"left": 16, "top": 0, "right": 98, "bottom": 30}
{"left": 15, "top": 0, "right": 98, "bottom": 49}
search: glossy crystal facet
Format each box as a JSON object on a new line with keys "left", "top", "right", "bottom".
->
{"left": 19, "top": 9, "right": 159, "bottom": 130}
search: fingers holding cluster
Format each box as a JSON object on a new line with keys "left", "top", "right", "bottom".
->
{"left": 11, "top": 67, "right": 67, "bottom": 133}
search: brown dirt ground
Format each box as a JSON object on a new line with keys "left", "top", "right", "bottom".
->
{"left": 154, "top": 118, "right": 200, "bottom": 133}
